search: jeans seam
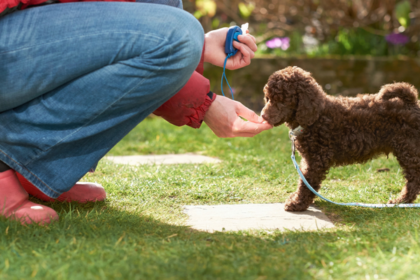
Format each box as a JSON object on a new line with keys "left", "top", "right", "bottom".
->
{"left": 0, "top": 31, "right": 167, "bottom": 55}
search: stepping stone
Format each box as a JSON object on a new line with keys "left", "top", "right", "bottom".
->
{"left": 106, "top": 154, "right": 221, "bottom": 165}
{"left": 184, "top": 203, "right": 334, "bottom": 232}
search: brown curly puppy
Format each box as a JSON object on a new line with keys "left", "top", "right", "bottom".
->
{"left": 261, "top": 66, "right": 420, "bottom": 211}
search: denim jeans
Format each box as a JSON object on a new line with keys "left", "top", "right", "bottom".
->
{"left": 0, "top": 1, "right": 204, "bottom": 198}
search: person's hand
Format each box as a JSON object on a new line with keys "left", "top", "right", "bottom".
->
{"left": 203, "top": 28, "right": 257, "bottom": 70}
{"left": 203, "top": 95, "right": 273, "bottom": 137}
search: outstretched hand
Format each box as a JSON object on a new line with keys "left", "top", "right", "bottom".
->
{"left": 203, "top": 96, "right": 273, "bottom": 138}
{"left": 203, "top": 28, "right": 257, "bottom": 70}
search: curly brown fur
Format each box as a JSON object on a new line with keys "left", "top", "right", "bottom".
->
{"left": 261, "top": 66, "right": 420, "bottom": 211}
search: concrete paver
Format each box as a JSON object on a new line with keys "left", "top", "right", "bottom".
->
{"left": 184, "top": 203, "right": 334, "bottom": 232}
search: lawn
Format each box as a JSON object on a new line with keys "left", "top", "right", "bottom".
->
{"left": 1, "top": 116, "right": 420, "bottom": 279}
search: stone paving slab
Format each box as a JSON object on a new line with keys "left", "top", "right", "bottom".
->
{"left": 184, "top": 203, "right": 334, "bottom": 232}
{"left": 106, "top": 154, "right": 221, "bottom": 165}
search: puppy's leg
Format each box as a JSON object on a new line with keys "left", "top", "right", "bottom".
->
{"left": 388, "top": 145, "right": 420, "bottom": 204}
{"left": 285, "top": 158, "right": 328, "bottom": 211}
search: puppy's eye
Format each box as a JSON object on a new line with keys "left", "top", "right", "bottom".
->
{"left": 265, "top": 97, "right": 270, "bottom": 103}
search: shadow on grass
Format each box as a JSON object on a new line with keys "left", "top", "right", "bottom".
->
{"left": 1, "top": 199, "right": 419, "bottom": 279}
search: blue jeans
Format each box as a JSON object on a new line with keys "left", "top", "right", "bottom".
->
{"left": 0, "top": 1, "right": 204, "bottom": 198}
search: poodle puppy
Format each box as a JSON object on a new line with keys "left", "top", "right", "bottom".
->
{"left": 261, "top": 66, "right": 420, "bottom": 211}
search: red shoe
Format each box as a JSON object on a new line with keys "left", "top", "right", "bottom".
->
{"left": 0, "top": 170, "right": 58, "bottom": 225}
{"left": 16, "top": 172, "right": 106, "bottom": 203}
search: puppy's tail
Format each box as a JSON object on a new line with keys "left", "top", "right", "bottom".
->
{"left": 378, "top": 82, "right": 418, "bottom": 105}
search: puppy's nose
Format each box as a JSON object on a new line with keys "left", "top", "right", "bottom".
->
{"left": 261, "top": 113, "right": 268, "bottom": 121}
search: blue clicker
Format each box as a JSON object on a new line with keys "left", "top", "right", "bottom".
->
{"left": 221, "top": 26, "right": 243, "bottom": 100}
{"left": 224, "top": 26, "right": 242, "bottom": 56}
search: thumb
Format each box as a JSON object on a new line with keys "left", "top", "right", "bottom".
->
{"left": 235, "top": 102, "right": 264, "bottom": 123}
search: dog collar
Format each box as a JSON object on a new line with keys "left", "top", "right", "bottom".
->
{"left": 289, "top": 126, "right": 304, "bottom": 140}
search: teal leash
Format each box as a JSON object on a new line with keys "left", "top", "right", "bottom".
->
{"left": 221, "top": 54, "right": 235, "bottom": 100}
{"left": 289, "top": 128, "right": 420, "bottom": 208}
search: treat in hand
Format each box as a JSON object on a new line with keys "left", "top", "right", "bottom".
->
{"left": 241, "top": 23, "right": 249, "bottom": 34}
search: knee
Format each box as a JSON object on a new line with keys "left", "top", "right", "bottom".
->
{"left": 125, "top": 6, "right": 204, "bottom": 78}
{"left": 127, "top": 5, "right": 203, "bottom": 72}
{"left": 157, "top": 11, "right": 204, "bottom": 83}
{"left": 177, "top": 13, "right": 204, "bottom": 70}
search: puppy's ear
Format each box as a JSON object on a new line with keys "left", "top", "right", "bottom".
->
{"left": 294, "top": 68, "right": 326, "bottom": 127}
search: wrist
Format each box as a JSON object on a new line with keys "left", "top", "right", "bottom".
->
{"left": 203, "top": 33, "right": 212, "bottom": 63}
{"left": 203, "top": 92, "right": 217, "bottom": 123}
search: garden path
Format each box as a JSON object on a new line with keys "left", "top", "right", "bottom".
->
{"left": 105, "top": 154, "right": 334, "bottom": 232}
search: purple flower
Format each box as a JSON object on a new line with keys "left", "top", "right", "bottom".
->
{"left": 266, "top": 37, "right": 290, "bottom": 50}
{"left": 385, "top": 33, "right": 409, "bottom": 45}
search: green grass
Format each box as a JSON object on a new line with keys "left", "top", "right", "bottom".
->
{"left": 2, "top": 117, "right": 420, "bottom": 279}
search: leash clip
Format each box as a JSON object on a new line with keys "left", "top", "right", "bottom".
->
{"left": 289, "top": 126, "right": 303, "bottom": 157}
{"left": 291, "top": 139, "right": 296, "bottom": 156}
{"left": 289, "top": 126, "right": 304, "bottom": 138}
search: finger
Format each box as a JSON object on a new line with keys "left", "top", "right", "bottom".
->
{"left": 235, "top": 102, "right": 264, "bottom": 123}
{"left": 232, "top": 42, "right": 253, "bottom": 65}
{"left": 237, "top": 35, "right": 257, "bottom": 51}
{"left": 233, "top": 118, "right": 273, "bottom": 135}
{"left": 244, "top": 34, "right": 257, "bottom": 44}
{"left": 249, "top": 34, "right": 256, "bottom": 43}
{"left": 234, "top": 42, "right": 254, "bottom": 59}
{"left": 237, "top": 35, "right": 258, "bottom": 52}
{"left": 227, "top": 44, "right": 251, "bottom": 70}
{"left": 233, "top": 125, "right": 273, "bottom": 137}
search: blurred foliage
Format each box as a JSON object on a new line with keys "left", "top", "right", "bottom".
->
{"left": 396, "top": 0, "right": 411, "bottom": 27}
{"left": 238, "top": 2, "right": 254, "bottom": 18}
{"left": 194, "top": 0, "right": 216, "bottom": 19}
{"left": 183, "top": 0, "right": 420, "bottom": 57}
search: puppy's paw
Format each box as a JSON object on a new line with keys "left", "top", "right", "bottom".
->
{"left": 284, "top": 197, "right": 310, "bottom": 212}
{"left": 387, "top": 199, "right": 399, "bottom": 204}
{"left": 387, "top": 198, "right": 409, "bottom": 205}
